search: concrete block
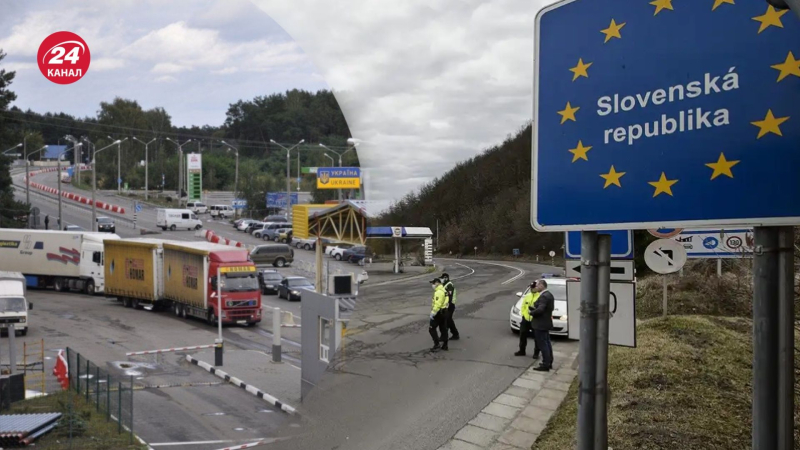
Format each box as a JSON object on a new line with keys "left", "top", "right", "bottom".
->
{"left": 503, "top": 385, "right": 537, "bottom": 400}
{"left": 494, "top": 393, "right": 529, "bottom": 409}
{"left": 537, "top": 388, "right": 568, "bottom": 402}
{"left": 544, "top": 379, "right": 571, "bottom": 392}
{"left": 489, "top": 443, "right": 519, "bottom": 450}
{"left": 441, "top": 439, "right": 485, "bottom": 450}
{"left": 552, "top": 373, "right": 576, "bottom": 384}
{"left": 521, "top": 405, "right": 553, "bottom": 420}
{"left": 498, "top": 429, "right": 537, "bottom": 448}
{"left": 482, "top": 402, "right": 521, "bottom": 419}
{"left": 510, "top": 415, "right": 548, "bottom": 435}
{"left": 469, "top": 412, "right": 510, "bottom": 432}
{"left": 520, "top": 371, "right": 548, "bottom": 383}
{"left": 531, "top": 394, "right": 563, "bottom": 411}
{"left": 454, "top": 425, "right": 498, "bottom": 448}
{"left": 512, "top": 377, "right": 543, "bottom": 390}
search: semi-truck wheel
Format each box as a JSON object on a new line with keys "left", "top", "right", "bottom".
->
{"left": 132, "top": 298, "right": 140, "bottom": 309}
{"left": 123, "top": 297, "right": 132, "bottom": 308}
{"left": 207, "top": 310, "right": 217, "bottom": 325}
{"left": 274, "top": 258, "right": 286, "bottom": 268}
{"left": 54, "top": 278, "right": 66, "bottom": 292}
{"left": 20, "top": 328, "right": 27, "bottom": 336}
{"left": 84, "top": 280, "right": 95, "bottom": 296}
{"left": 173, "top": 303, "right": 181, "bottom": 316}
{"left": 170, "top": 224, "right": 177, "bottom": 231}
{"left": 181, "top": 305, "right": 188, "bottom": 319}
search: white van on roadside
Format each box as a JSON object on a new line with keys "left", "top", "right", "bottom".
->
{"left": 209, "top": 205, "right": 235, "bottom": 219}
{"left": 187, "top": 202, "right": 208, "bottom": 214}
{"left": 156, "top": 208, "right": 203, "bottom": 231}
{"left": 0, "top": 271, "right": 31, "bottom": 336}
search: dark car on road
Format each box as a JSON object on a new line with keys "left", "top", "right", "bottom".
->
{"left": 96, "top": 216, "right": 115, "bottom": 233}
{"left": 258, "top": 270, "right": 284, "bottom": 295}
{"left": 343, "top": 246, "right": 371, "bottom": 264}
{"left": 277, "top": 276, "right": 315, "bottom": 301}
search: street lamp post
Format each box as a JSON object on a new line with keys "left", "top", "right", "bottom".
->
{"left": 57, "top": 144, "right": 82, "bottom": 228}
{"left": 270, "top": 139, "right": 304, "bottom": 219}
{"left": 25, "top": 145, "right": 47, "bottom": 208}
{"left": 23, "top": 133, "right": 36, "bottom": 205}
{"left": 1, "top": 143, "right": 22, "bottom": 156}
{"left": 133, "top": 137, "right": 157, "bottom": 200}
{"left": 107, "top": 136, "right": 128, "bottom": 193}
{"left": 220, "top": 141, "right": 239, "bottom": 217}
{"left": 81, "top": 136, "right": 94, "bottom": 187}
{"left": 166, "top": 138, "right": 192, "bottom": 207}
{"left": 64, "top": 135, "right": 81, "bottom": 186}
{"left": 92, "top": 141, "right": 121, "bottom": 231}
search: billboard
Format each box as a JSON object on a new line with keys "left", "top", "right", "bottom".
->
{"left": 186, "top": 153, "right": 202, "bottom": 172}
{"left": 186, "top": 153, "right": 202, "bottom": 202}
{"left": 317, "top": 167, "right": 361, "bottom": 189}
{"left": 671, "top": 229, "right": 754, "bottom": 259}
{"left": 266, "top": 192, "right": 298, "bottom": 208}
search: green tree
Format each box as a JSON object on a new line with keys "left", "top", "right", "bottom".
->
{"left": 0, "top": 49, "right": 29, "bottom": 228}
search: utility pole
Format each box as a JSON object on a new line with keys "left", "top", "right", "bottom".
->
{"left": 57, "top": 144, "right": 81, "bottom": 228}
{"left": 270, "top": 139, "right": 304, "bottom": 219}
{"left": 166, "top": 138, "right": 191, "bottom": 207}
{"left": 133, "top": 137, "right": 156, "bottom": 200}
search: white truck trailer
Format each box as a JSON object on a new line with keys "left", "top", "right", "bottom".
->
{"left": 0, "top": 229, "right": 120, "bottom": 294}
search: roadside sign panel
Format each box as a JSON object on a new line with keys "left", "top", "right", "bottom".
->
{"left": 672, "top": 228, "right": 754, "bottom": 258}
{"left": 532, "top": 0, "right": 800, "bottom": 231}
{"left": 567, "top": 280, "right": 636, "bottom": 347}
{"left": 317, "top": 167, "right": 361, "bottom": 189}
{"left": 232, "top": 199, "right": 247, "bottom": 209}
{"left": 565, "top": 230, "right": 632, "bottom": 259}
{"left": 644, "top": 239, "right": 687, "bottom": 274}
{"left": 266, "top": 192, "right": 298, "bottom": 209}
{"left": 565, "top": 259, "right": 634, "bottom": 282}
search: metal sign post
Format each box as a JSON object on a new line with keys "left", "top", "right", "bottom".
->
{"left": 215, "top": 267, "right": 223, "bottom": 367}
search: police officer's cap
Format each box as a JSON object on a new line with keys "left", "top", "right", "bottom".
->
{"left": 430, "top": 278, "right": 442, "bottom": 284}
{"left": 441, "top": 272, "right": 450, "bottom": 279}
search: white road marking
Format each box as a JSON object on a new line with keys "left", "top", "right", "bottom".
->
{"left": 452, "top": 263, "right": 476, "bottom": 281}
{"left": 149, "top": 439, "right": 265, "bottom": 447}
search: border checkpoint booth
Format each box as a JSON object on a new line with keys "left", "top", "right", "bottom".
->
{"left": 366, "top": 226, "right": 434, "bottom": 273}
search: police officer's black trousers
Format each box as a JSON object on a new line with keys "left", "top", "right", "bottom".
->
{"left": 429, "top": 311, "right": 448, "bottom": 347}
{"left": 446, "top": 303, "right": 458, "bottom": 337}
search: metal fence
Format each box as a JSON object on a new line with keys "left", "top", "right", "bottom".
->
{"left": 65, "top": 348, "right": 135, "bottom": 443}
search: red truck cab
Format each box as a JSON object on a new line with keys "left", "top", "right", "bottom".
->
{"left": 208, "top": 251, "right": 262, "bottom": 325}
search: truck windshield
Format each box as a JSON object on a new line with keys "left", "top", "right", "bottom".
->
{"left": 0, "top": 297, "right": 26, "bottom": 313}
{"left": 222, "top": 274, "right": 259, "bottom": 292}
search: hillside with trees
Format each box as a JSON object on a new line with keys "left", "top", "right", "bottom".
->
{"left": 0, "top": 49, "right": 357, "bottom": 215}
{"left": 377, "top": 124, "right": 563, "bottom": 257}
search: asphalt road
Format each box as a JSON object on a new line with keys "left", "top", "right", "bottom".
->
{"left": 269, "top": 258, "right": 567, "bottom": 450}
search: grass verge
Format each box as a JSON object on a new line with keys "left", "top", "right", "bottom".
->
{"left": 533, "top": 315, "right": 800, "bottom": 450}
{"left": 8, "top": 389, "right": 146, "bottom": 450}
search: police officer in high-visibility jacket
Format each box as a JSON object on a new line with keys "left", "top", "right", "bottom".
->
{"left": 515, "top": 281, "right": 540, "bottom": 357}
{"left": 429, "top": 277, "right": 449, "bottom": 351}
{"left": 441, "top": 273, "right": 460, "bottom": 340}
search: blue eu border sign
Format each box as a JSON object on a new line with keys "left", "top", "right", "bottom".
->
{"left": 531, "top": 0, "right": 800, "bottom": 231}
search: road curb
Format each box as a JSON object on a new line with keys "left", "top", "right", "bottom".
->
{"left": 186, "top": 355, "right": 298, "bottom": 415}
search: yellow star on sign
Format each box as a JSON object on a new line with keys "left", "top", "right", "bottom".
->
{"left": 752, "top": 6, "right": 788, "bottom": 34}
{"left": 712, "top": 0, "right": 734, "bottom": 11}
{"left": 557, "top": 102, "right": 580, "bottom": 124}
{"left": 648, "top": 172, "right": 678, "bottom": 197}
{"left": 751, "top": 109, "right": 790, "bottom": 138}
{"left": 568, "top": 141, "right": 592, "bottom": 162}
{"left": 650, "top": 0, "right": 673, "bottom": 16}
{"left": 600, "top": 19, "right": 626, "bottom": 43}
{"left": 705, "top": 153, "right": 740, "bottom": 180}
{"left": 569, "top": 58, "right": 592, "bottom": 81}
{"left": 600, "top": 165, "right": 625, "bottom": 188}
{"left": 771, "top": 51, "right": 800, "bottom": 82}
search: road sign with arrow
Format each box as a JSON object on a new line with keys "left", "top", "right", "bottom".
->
{"left": 644, "top": 239, "right": 687, "bottom": 274}
{"left": 566, "top": 260, "right": 634, "bottom": 281}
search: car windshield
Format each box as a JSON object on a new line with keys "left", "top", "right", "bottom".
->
{"left": 0, "top": 297, "right": 26, "bottom": 313}
{"left": 222, "top": 273, "right": 259, "bottom": 292}
{"left": 288, "top": 278, "right": 312, "bottom": 287}
{"left": 263, "top": 273, "right": 283, "bottom": 282}
{"left": 98, "top": 218, "right": 112, "bottom": 223}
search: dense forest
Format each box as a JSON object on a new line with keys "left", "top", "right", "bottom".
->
{"left": 377, "top": 124, "right": 564, "bottom": 257}
{"left": 0, "top": 51, "right": 357, "bottom": 214}
{"left": 0, "top": 51, "right": 27, "bottom": 227}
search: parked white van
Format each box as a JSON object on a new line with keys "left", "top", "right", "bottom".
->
{"left": 0, "top": 271, "right": 31, "bottom": 336}
{"left": 156, "top": 208, "right": 203, "bottom": 231}
{"left": 209, "top": 205, "right": 234, "bottom": 219}
{"left": 187, "top": 202, "right": 208, "bottom": 214}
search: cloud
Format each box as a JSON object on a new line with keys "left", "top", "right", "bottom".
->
{"left": 251, "top": 0, "right": 556, "bottom": 212}
{"left": 91, "top": 58, "right": 125, "bottom": 71}
{"left": 154, "top": 75, "right": 178, "bottom": 83}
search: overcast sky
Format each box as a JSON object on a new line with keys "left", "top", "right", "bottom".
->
{"left": 1, "top": 0, "right": 554, "bottom": 214}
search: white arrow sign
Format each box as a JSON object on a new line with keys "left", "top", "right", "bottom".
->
{"left": 567, "top": 280, "right": 636, "bottom": 347}
{"left": 644, "top": 239, "right": 687, "bottom": 274}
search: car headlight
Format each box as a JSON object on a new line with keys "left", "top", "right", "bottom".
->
{"left": 291, "top": 290, "right": 299, "bottom": 295}
{"left": 226, "top": 301, "right": 233, "bottom": 307}
{"left": 561, "top": 315, "right": 567, "bottom": 321}
{"left": 512, "top": 306, "right": 520, "bottom": 315}
{"left": 20, "top": 317, "right": 26, "bottom": 323}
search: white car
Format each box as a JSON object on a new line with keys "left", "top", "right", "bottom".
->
{"left": 328, "top": 243, "right": 356, "bottom": 260}
{"left": 187, "top": 202, "right": 208, "bottom": 214}
{"left": 209, "top": 204, "right": 234, "bottom": 219}
{"left": 237, "top": 219, "right": 258, "bottom": 231}
{"left": 509, "top": 277, "right": 569, "bottom": 336}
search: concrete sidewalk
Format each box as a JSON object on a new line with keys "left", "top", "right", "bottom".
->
{"left": 438, "top": 342, "right": 579, "bottom": 450}
{"left": 190, "top": 348, "right": 301, "bottom": 408}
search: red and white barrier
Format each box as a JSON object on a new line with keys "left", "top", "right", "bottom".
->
{"left": 53, "top": 349, "right": 69, "bottom": 390}
{"left": 24, "top": 165, "right": 126, "bottom": 214}
{"left": 198, "top": 229, "right": 245, "bottom": 248}
{"left": 126, "top": 343, "right": 217, "bottom": 357}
